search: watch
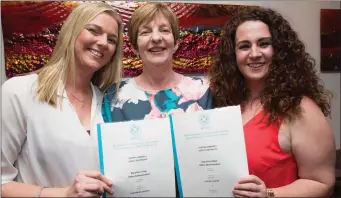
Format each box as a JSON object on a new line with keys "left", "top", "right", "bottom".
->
{"left": 266, "top": 188, "right": 275, "bottom": 198}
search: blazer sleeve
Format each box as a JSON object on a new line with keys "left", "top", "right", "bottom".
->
{"left": 1, "top": 77, "right": 28, "bottom": 184}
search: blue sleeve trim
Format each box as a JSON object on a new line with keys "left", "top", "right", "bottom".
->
{"left": 169, "top": 115, "right": 183, "bottom": 197}
{"left": 103, "top": 95, "right": 113, "bottom": 123}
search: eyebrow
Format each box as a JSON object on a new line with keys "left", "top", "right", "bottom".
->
{"left": 236, "top": 37, "right": 272, "bottom": 46}
{"left": 139, "top": 23, "right": 170, "bottom": 30}
{"left": 85, "top": 24, "right": 118, "bottom": 38}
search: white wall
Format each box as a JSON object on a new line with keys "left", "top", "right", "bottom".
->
{"left": 169, "top": 0, "right": 341, "bottom": 148}
{"left": 0, "top": 15, "right": 4, "bottom": 198}
{"left": 1, "top": 18, "right": 5, "bottom": 85}
{"left": 319, "top": 1, "right": 341, "bottom": 150}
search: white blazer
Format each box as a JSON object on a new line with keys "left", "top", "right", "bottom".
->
{"left": 1, "top": 74, "right": 104, "bottom": 187}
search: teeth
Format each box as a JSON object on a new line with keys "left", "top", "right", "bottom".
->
{"left": 248, "top": 63, "right": 264, "bottom": 68}
{"left": 149, "top": 48, "right": 164, "bottom": 52}
{"left": 89, "top": 49, "right": 103, "bottom": 57}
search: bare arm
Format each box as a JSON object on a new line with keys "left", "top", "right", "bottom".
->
{"left": 2, "top": 182, "right": 66, "bottom": 197}
{"left": 273, "top": 97, "right": 336, "bottom": 197}
{"left": 2, "top": 171, "right": 113, "bottom": 197}
{"left": 233, "top": 97, "right": 335, "bottom": 197}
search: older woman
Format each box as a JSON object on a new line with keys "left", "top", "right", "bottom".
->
{"left": 2, "top": 3, "right": 123, "bottom": 197}
{"left": 102, "top": 3, "right": 211, "bottom": 123}
{"left": 210, "top": 7, "right": 335, "bottom": 197}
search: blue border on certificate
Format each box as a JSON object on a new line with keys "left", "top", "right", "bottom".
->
{"left": 169, "top": 115, "right": 183, "bottom": 197}
{"left": 97, "top": 123, "right": 107, "bottom": 198}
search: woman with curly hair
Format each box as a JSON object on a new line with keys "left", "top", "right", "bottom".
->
{"left": 210, "top": 7, "right": 336, "bottom": 197}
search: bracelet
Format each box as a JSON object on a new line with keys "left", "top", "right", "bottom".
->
{"left": 266, "top": 188, "right": 275, "bottom": 198}
{"left": 37, "top": 186, "right": 47, "bottom": 198}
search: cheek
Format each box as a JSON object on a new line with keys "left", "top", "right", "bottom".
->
{"left": 237, "top": 64, "right": 247, "bottom": 77}
{"left": 264, "top": 47, "right": 274, "bottom": 61}
{"left": 74, "top": 40, "right": 84, "bottom": 57}
{"left": 235, "top": 51, "right": 248, "bottom": 65}
{"left": 109, "top": 46, "right": 116, "bottom": 56}
{"left": 75, "top": 31, "right": 88, "bottom": 44}
{"left": 136, "top": 37, "right": 147, "bottom": 49}
{"left": 75, "top": 37, "right": 89, "bottom": 53}
{"left": 168, "top": 36, "right": 175, "bottom": 47}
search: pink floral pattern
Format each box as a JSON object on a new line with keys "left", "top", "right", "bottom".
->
{"left": 103, "top": 76, "right": 212, "bottom": 123}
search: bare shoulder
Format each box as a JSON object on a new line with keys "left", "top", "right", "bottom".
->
{"left": 289, "top": 96, "right": 333, "bottom": 138}
{"left": 289, "top": 96, "right": 328, "bottom": 129}
{"left": 300, "top": 96, "right": 326, "bottom": 117}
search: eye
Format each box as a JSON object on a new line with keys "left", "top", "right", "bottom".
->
{"left": 161, "top": 28, "right": 170, "bottom": 33}
{"left": 139, "top": 30, "right": 150, "bottom": 35}
{"left": 239, "top": 44, "right": 250, "bottom": 50}
{"left": 87, "top": 28, "right": 98, "bottom": 34}
{"left": 108, "top": 38, "right": 117, "bottom": 44}
{"left": 259, "top": 41, "right": 272, "bottom": 47}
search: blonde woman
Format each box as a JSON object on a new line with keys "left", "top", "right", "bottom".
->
{"left": 2, "top": 3, "right": 123, "bottom": 197}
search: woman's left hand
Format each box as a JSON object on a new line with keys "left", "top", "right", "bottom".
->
{"left": 232, "top": 175, "right": 267, "bottom": 197}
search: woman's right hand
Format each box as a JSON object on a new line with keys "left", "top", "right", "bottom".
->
{"left": 65, "top": 170, "right": 113, "bottom": 197}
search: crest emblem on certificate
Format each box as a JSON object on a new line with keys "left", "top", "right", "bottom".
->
{"left": 198, "top": 114, "right": 210, "bottom": 127}
{"left": 129, "top": 123, "right": 141, "bottom": 138}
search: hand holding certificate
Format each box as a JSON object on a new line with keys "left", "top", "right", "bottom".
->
{"left": 97, "top": 106, "right": 249, "bottom": 197}
{"left": 170, "top": 106, "right": 249, "bottom": 197}
{"left": 97, "top": 118, "right": 176, "bottom": 197}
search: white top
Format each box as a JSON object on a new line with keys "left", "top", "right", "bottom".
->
{"left": 1, "top": 74, "right": 104, "bottom": 187}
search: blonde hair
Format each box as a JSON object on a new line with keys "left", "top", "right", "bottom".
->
{"left": 35, "top": 2, "right": 123, "bottom": 108}
{"left": 128, "top": 3, "right": 179, "bottom": 49}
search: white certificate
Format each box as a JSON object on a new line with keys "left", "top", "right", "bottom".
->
{"left": 97, "top": 118, "right": 176, "bottom": 197}
{"left": 170, "top": 106, "right": 249, "bottom": 197}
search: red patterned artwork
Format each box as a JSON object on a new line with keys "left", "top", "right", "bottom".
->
{"left": 1, "top": 1, "right": 252, "bottom": 77}
{"left": 320, "top": 9, "right": 341, "bottom": 72}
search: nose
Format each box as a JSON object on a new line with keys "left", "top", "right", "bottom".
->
{"left": 150, "top": 31, "right": 162, "bottom": 43}
{"left": 96, "top": 34, "right": 109, "bottom": 49}
{"left": 249, "top": 46, "right": 261, "bottom": 59}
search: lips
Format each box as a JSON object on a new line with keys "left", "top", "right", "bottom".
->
{"left": 88, "top": 49, "right": 103, "bottom": 58}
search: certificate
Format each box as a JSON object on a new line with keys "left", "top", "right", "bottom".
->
{"left": 97, "top": 118, "right": 176, "bottom": 197}
{"left": 170, "top": 106, "right": 249, "bottom": 197}
{"left": 97, "top": 105, "right": 248, "bottom": 197}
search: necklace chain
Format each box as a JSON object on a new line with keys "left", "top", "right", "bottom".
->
{"left": 67, "top": 91, "right": 89, "bottom": 107}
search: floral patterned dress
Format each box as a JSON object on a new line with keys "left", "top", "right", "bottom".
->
{"left": 102, "top": 76, "right": 212, "bottom": 123}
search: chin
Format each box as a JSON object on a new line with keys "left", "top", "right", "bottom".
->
{"left": 85, "top": 63, "right": 105, "bottom": 72}
{"left": 148, "top": 62, "right": 167, "bottom": 67}
{"left": 245, "top": 75, "right": 267, "bottom": 82}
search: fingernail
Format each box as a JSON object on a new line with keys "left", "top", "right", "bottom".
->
{"left": 108, "top": 180, "right": 113, "bottom": 185}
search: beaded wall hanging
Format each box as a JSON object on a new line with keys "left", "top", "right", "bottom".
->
{"left": 2, "top": 1, "right": 252, "bottom": 77}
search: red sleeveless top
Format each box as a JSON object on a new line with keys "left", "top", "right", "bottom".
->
{"left": 243, "top": 110, "right": 298, "bottom": 188}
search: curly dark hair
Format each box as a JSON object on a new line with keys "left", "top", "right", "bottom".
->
{"left": 209, "top": 7, "right": 332, "bottom": 123}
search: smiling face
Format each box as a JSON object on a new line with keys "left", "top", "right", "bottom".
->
{"left": 135, "top": 13, "right": 178, "bottom": 69}
{"left": 235, "top": 20, "right": 274, "bottom": 83}
{"left": 74, "top": 12, "right": 118, "bottom": 73}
